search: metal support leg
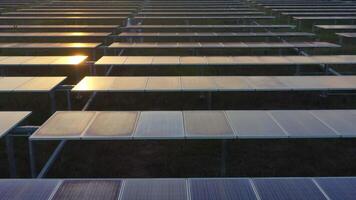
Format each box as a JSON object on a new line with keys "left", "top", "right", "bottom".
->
{"left": 295, "top": 65, "right": 300, "bottom": 75}
{"left": 28, "top": 139, "right": 36, "bottom": 178}
{"left": 5, "top": 135, "right": 16, "bottom": 177}
{"left": 37, "top": 140, "right": 66, "bottom": 178}
{"left": 208, "top": 92, "right": 212, "bottom": 110}
{"left": 339, "top": 37, "right": 343, "bottom": 46}
{"left": 220, "top": 140, "right": 227, "bottom": 176}
{"left": 49, "top": 91, "right": 56, "bottom": 114}
{"left": 66, "top": 90, "right": 72, "bottom": 110}
{"left": 0, "top": 67, "right": 4, "bottom": 76}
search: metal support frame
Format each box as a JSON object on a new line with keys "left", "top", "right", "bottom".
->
{"left": 30, "top": 47, "right": 124, "bottom": 178}
{"left": 252, "top": 20, "right": 342, "bottom": 76}
{"left": 5, "top": 135, "right": 16, "bottom": 177}
{"left": 220, "top": 140, "right": 228, "bottom": 176}
{"left": 49, "top": 91, "right": 56, "bottom": 114}
{"left": 3, "top": 126, "right": 38, "bottom": 177}
{"left": 28, "top": 139, "right": 36, "bottom": 178}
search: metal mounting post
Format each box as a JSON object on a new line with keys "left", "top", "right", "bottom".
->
{"left": 49, "top": 91, "right": 56, "bottom": 114}
{"left": 28, "top": 139, "right": 36, "bottom": 178}
{"left": 5, "top": 135, "right": 16, "bottom": 178}
{"left": 220, "top": 140, "right": 228, "bottom": 176}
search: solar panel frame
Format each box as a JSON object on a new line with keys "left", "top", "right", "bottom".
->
{"left": 226, "top": 111, "right": 288, "bottom": 139}
{"left": 180, "top": 76, "right": 217, "bottom": 91}
{"left": 83, "top": 111, "right": 139, "bottom": 139}
{"left": 310, "top": 110, "right": 356, "bottom": 137}
{"left": 0, "top": 111, "right": 31, "bottom": 138}
{"left": 145, "top": 76, "right": 181, "bottom": 91}
{"left": 30, "top": 111, "right": 96, "bottom": 140}
{"left": 121, "top": 179, "right": 188, "bottom": 200}
{"left": 134, "top": 111, "right": 184, "bottom": 139}
{"left": 252, "top": 178, "right": 328, "bottom": 200}
{"left": 246, "top": 76, "right": 289, "bottom": 91}
{"left": 213, "top": 76, "right": 253, "bottom": 91}
{"left": 189, "top": 178, "right": 258, "bottom": 200}
{"left": 0, "top": 179, "right": 60, "bottom": 200}
{"left": 269, "top": 110, "right": 338, "bottom": 138}
{"left": 315, "top": 177, "right": 356, "bottom": 200}
{"left": 52, "top": 179, "right": 122, "bottom": 200}
{"left": 184, "top": 111, "right": 235, "bottom": 139}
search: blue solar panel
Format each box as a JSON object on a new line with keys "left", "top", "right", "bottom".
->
{"left": 315, "top": 177, "right": 356, "bottom": 200}
{"left": 121, "top": 179, "right": 187, "bottom": 200}
{"left": 190, "top": 178, "right": 258, "bottom": 200}
{"left": 253, "top": 178, "right": 327, "bottom": 200}
{"left": 52, "top": 180, "right": 122, "bottom": 200}
{"left": 0, "top": 179, "right": 59, "bottom": 200}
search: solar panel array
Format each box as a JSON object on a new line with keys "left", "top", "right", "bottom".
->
{"left": 30, "top": 110, "right": 356, "bottom": 140}
{"left": 1, "top": 0, "right": 356, "bottom": 198}
{"left": 1, "top": 177, "right": 356, "bottom": 200}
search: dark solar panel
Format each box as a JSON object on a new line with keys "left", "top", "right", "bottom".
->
{"left": 121, "top": 179, "right": 187, "bottom": 200}
{"left": 190, "top": 178, "right": 258, "bottom": 200}
{"left": 52, "top": 180, "right": 122, "bottom": 200}
{"left": 0, "top": 179, "right": 59, "bottom": 200}
{"left": 253, "top": 178, "right": 327, "bottom": 200}
{"left": 316, "top": 177, "right": 356, "bottom": 200}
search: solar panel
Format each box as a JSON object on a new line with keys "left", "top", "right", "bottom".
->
{"left": 95, "top": 56, "right": 127, "bottom": 65}
{"left": 269, "top": 111, "right": 338, "bottom": 138}
{"left": 0, "top": 56, "right": 87, "bottom": 66}
{"left": 152, "top": 56, "right": 180, "bottom": 65}
{"left": 246, "top": 77, "right": 288, "bottom": 90}
{"left": 13, "top": 77, "right": 67, "bottom": 92}
{"left": 52, "top": 180, "right": 122, "bottom": 200}
{"left": 315, "top": 177, "right": 356, "bottom": 200}
{"left": 0, "top": 77, "right": 32, "bottom": 91}
{"left": 146, "top": 77, "right": 181, "bottom": 91}
{"left": 207, "top": 56, "right": 235, "bottom": 64}
{"left": 0, "top": 111, "right": 31, "bottom": 138}
{"left": 0, "top": 32, "right": 109, "bottom": 37}
{"left": 179, "top": 56, "right": 208, "bottom": 65}
{"left": 315, "top": 25, "right": 356, "bottom": 30}
{"left": 184, "top": 111, "right": 234, "bottom": 139}
{"left": 134, "top": 111, "right": 184, "bottom": 139}
{"left": 311, "top": 110, "right": 356, "bottom": 137}
{"left": 189, "top": 178, "right": 258, "bottom": 200}
{"left": 277, "top": 76, "right": 331, "bottom": 90}
{"left": 180, "top": 76, "right": 217, "bottom": 91}
{"left": 125, "top": 56, "right": 153, "bottom": 65}
{"left": 226, "top": 111, "right": 287, "bottom": 138}
{"left": 214, "top": 76, "right": 252, "bottom": 91}
{"left": 84, "top": 111, "right": 138, "bottom": 139}
{"left": 336, "top": 33, "right": 356, "bottom": 38}
{"left": 0, "top": 43, "right": 100, "bottom": 49}
{"left": 31, "top": 111, "right": 96, "bottom": 139}
{"left": 121, "top": 179, "right": 187, "bottom": 200}
{"left": 253, "top": 178, "right": 327, "bottom": 200}
{"left": 0, "top": 179, "right": 60, "bottom": 200}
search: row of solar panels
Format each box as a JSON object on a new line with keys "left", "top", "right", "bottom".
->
{"left": 260, "top": 1, "right": 356, "bottom": 30}
{"left": 3, "top": 75, "right": 356, "bottom": 93}
{"left": 0, "top": 42, "right": 339, "bottom": 49}
{"left": 118, "top": 32, "right": 313, "bottom": 37}
{"left": 109, "top": 42, "right": 339, "bottom": 48}
{"left": 0, "top": 25, "right": 119, "bottom": 32}
{"left": 1, "top": 55, "right": 356, "bottom": 66}
{"left": 2, "top": 11, "right": 266, "bottom": 15}
{"left": 95, "top": 55, "right": 356, "bottom": 65}
{"left": 28, "top": 109, "right": 356, "bottom": 140}
{"left": 1, "top": 177, "right": 355, "bottom": 200}
{"left": 73, "top": 76, "right": 356, "bottom": 92}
